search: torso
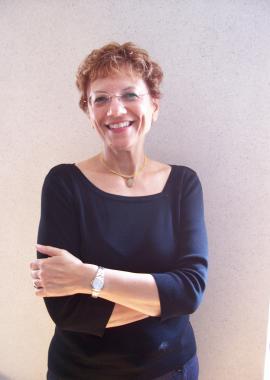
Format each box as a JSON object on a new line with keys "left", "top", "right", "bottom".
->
{"left": 75, "top": 154, "right": 172, "bottom": 197}
{"left": 42, "top": 162, "right": 205, "bottom": 378}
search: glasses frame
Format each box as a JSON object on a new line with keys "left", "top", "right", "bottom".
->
{"left": 88, "top": 92, "right": 149, "bottom": 109}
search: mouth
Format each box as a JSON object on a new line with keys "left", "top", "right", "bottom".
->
{"left": 105, "top": 121, "right": 134, "bottom": 131}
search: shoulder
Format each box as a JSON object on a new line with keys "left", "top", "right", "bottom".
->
{"left": 44, "top": 163, "right": 76, "bottom": 184}
{"left": 46, "top": 163, "right": 74, "bottom": 177}
{"left": 170, "top": 165, "right": 204, "bottom": 197}
{"left": 171, "top": 164, "right": 196, "bottom": 176}
{"left": 42, "top": 164, "right": 77, "bottom": 197}
{"left": 171, "top": 164, "right": 198, "bottom": 183}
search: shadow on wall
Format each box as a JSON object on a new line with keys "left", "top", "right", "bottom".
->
{"left": 0, "top": 373, "right": 12, "bottom": 380}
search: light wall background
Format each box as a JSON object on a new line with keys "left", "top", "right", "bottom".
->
{"left": 1, "top": 1, "right": 269, "bottom": 379}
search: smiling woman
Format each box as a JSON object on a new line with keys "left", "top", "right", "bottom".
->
{"left": 30, "top": 42, "right": 208, "bottom": 380}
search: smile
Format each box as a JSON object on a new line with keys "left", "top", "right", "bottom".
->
{"left": 106, "top": 121, "right": 133, "bottom": 130}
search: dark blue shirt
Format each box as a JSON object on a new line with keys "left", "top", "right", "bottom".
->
{"left": 37, "top": 163, "right": 208, "bottom": 379}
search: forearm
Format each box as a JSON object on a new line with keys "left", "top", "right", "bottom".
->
{"left": 106, "top": 304, "right": 148, "bottom": 328}
{"left": 82, "top": 264, "right": 161, "bottom": 317}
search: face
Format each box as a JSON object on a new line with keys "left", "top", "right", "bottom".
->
{"left": 87, "top": 68, "right": 159, "bottom": 151}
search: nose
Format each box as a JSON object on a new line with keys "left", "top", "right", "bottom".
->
{"left": 106, "top": 97, "right": 127, "bottom": 117}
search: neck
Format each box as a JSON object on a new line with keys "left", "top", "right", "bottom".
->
{"left": 102, "top": 145, "right": 145, "bottom": 176}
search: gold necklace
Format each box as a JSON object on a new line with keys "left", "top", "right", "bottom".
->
{"left": 100, "top": 154, "right": 147, "bottom": 188}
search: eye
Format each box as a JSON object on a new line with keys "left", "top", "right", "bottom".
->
{"left": 94, "top": 96, "right": 109, "bottom": 105}
{"left": 121, "top": 92, "right": 139, "bottom": 101}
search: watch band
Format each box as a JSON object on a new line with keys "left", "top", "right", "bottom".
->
{"left": 91, "top": 266, "right": 105, "bottom": 298}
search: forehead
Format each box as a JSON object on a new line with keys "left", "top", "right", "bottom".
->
{"left": 88, "top": 69, "right": 148, "bottom": 94}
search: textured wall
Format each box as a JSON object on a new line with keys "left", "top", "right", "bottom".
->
{"left": 1, "top": 1, "right": 269, "bottom": 379}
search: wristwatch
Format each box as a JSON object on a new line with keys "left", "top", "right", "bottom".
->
{"left": 91, "top": 266, "right": 105, "bottom": 298}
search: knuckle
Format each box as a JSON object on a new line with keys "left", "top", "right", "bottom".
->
{"left": 30, "top": 261, "right": 37, "bottom": 269}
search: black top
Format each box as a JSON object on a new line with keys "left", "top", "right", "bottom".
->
{"left": 37, "top": 163, "right": 208, "bottom": 380}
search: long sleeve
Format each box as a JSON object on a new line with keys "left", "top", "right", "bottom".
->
{"left": 37, "top": 166, "right": 114, "bottom": 337}
{"left": 152, "top": 169, "right": 208, "bottom": 321}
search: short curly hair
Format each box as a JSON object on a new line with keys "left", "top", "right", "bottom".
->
{"left": 76, "top": 42, "right": 163, "bottom": 113}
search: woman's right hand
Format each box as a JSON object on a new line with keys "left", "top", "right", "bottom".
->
{"left": 106, "top": 304, "right": 149, "bottom": 328}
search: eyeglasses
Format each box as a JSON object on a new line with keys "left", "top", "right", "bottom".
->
{"left": 88, "top": 91, "right": 149, "bottom": 109}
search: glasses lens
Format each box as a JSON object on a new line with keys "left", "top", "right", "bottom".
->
{"left": 89, "top": 92, "right": 145, "bottom": 108}
{"left": 120, "top": 92, "right": 140, "bottom": 102}
{"left": 92, "top": 95, "right": 110, "bottom": 106}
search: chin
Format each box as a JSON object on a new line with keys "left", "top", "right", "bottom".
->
{"left": 107, "top": 136, "right": 139, "bottom": 151}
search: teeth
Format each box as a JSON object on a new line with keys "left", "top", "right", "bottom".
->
{"left": 109, "top": 121, "right": 131, "bottom": 129}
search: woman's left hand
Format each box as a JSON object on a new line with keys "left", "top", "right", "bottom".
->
{"left": 30, "top": 244, "right": 90, "bottom": 297}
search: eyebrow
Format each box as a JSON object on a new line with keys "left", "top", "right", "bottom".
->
{"left": 93, "top": 86, "right": 136, "bottom": 94}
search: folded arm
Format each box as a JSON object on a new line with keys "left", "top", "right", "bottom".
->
{"left": 106, "top": 304, "right": 148, "bottom": 328}
{"left": 32, "top": 243, "right": 161, "bottom": 316}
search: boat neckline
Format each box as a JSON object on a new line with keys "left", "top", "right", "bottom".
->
{"left": 71, "top": 163, "right": 175, "bottom": 200}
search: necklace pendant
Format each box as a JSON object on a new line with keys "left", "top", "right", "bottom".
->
{"left": 126, "top": 177, "right": 134, "bottom": 188}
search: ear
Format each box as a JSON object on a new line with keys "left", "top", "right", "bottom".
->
{"left": 151, "top": 98, "right": 160, "bottom": 122}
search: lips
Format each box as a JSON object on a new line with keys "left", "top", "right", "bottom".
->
{"left": 105, "top": 121, "right": 133, "bottom": 130}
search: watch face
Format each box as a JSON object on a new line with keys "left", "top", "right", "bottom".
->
{"left": 92, "top": 277, "right": 104, "bottom": 291}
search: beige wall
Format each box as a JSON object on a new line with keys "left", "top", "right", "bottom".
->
{"left": 1, "top": 1, "right": 269, "bottom": 379}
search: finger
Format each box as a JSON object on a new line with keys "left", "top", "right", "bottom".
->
{"left": 30, "top": 270, "right": 40, "bottom": 280}
{"left": 36, "top": 244, "right": 63, "bottom": 257}
{"left": 30, "top": 260, "right": 40, "bottom": 270}
{"left": 33, "top": 279, "right": 42, "bottom": 288}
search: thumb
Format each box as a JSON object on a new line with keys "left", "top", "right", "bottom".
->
{"left": 36, "top": 244, "right": 64, "bottom": 257}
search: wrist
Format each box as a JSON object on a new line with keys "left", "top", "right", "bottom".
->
{"left": 80, "top": 263, "right": 97, "bottom": 295}
{"left": 91, "top": 266, "right": 105, "bottom": 298}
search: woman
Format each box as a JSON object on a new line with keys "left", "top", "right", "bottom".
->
{"left": 30, "top": 42, "right": 208, "bottom": 380}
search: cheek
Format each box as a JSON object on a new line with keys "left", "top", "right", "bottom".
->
{"left": 89, "top": 112, "right": 102, "bottom": 129}
{"left": 142, "top": 110, "right": 154, "bottom": 127}
{"left": 138, "top": 115, "right": 152, "bottom": 136}
{"left": 138, "top": 103, "right": 153, "bottom": 122}
{"left": 89, "top": 115, "right": 106, "bottom": 138}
